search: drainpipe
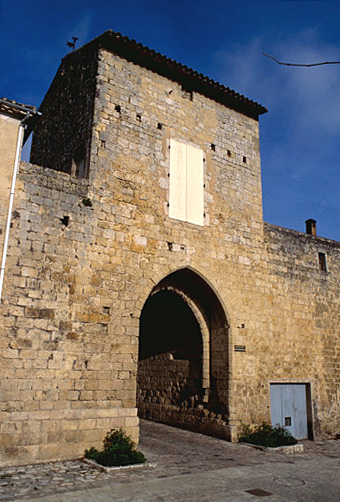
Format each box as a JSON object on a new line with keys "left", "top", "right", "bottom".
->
{"left": 0, "top": 114, "right": 29, "bottom": 302}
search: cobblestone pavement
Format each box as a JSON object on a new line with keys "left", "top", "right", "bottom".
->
{"left": 1, "top": 420, "right": 340, "bottom": 501}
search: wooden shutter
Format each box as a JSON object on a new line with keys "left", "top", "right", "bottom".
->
{"left": 169, "top": 139, "right": 186, "bottom": 221}
{"left": 169, "top": 139, "right": 204, "bottom": 226}
{"left": 186, "top": 144, "right": 204, "bottom": 226}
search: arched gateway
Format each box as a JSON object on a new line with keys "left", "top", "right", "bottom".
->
{"left": 137, "top": 268, "right": 231, "bottom": 439}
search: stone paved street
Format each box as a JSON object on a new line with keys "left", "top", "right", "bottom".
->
{"left": 1, "top": 420, "right": 340, "bottom": 501}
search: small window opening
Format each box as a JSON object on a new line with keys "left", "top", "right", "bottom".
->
{"left": 227, "top": 150, "right": 231, "bottom": 157}
{"left": 157, "top": 122, "right": 163, "bottom": 130}
{"left": 60, "top": 215, "right": 70, "bottom": 227}
{"left": 82, "top": 198, "right": 93, "bottom": 207}
{"left": 284, "top": 417, "right": 292, "bottom": 426}
{"left": 115, "top": 104, "right": 121, "bottom": 113}
{"left": 243, "top": 156, "right": 247, "bottom": 163}
{"left": 211, "top": 143, "right": 216, "bottom": 151}
{"left": 103, "top": 306, "right": 110, "bottom": 314}
{"left": 136, "top": 114, "right": 142, "bottom": 122}
{"left": 72, "top": 144, "right": 86, "bottom": 178}
{"left": 181, "top": 85, "right": 193, "bottom": 101}
{"left": 318, "top": 252, "right": 327, "bottom": 272}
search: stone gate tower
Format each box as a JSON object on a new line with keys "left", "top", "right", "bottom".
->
{"left": 1, "top": 31, "right": 339, "bottom": 466}
{"left": 29, "top": 29, "right": 267, "bottom": 443}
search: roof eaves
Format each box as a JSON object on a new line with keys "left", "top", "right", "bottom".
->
{"left": 64, "top": 30, "right": 267, "bottom": 119}
{"left": 98, "top": 31, "right": 268, "bottom": 119}
{"left": 0, "top": 98, "right": 37, "bottom": 117}
{"left": 0, "top": 98, "right": 40, "bottom": 144}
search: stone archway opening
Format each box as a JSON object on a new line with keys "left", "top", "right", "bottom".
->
{"left": 137, "top": 268, "right": 231, "bottom": 439}
{"left": 138, "top": 289, "right": 203, "bottom": 411}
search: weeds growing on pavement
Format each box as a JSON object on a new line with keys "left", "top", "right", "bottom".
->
{"left": 85, "top": 428, "right": 146, "bottom": 467}
{"left": 238, "top": 423, "right": 297, "bottom": 448}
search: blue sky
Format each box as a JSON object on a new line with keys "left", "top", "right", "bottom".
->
{"left": 1, "top": 0, "right": 340, "bottom": 241}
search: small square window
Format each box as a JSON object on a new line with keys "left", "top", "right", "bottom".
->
{"left": 318, "top": 252, "right": 327, "bottom": 272}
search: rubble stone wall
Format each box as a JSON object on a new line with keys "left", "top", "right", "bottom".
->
{"left": 30, "top": 44, "right": 98, "bottom": 175}
{"left": 137, "top": 352, "right": 198, "bottom": 409}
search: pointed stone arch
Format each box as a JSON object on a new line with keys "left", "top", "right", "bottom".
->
{"left": 137, "top": 267, "right": 231, "bottom": 438}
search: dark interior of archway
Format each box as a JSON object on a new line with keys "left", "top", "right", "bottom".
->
{"left": 139, "top": 289, "right": 201, "bottom": 362}
{"left": 137, "top": 289, "right": 203, "bottom": 412}
{"left": 155, "top": 269, "right": 229, "bottom": 416}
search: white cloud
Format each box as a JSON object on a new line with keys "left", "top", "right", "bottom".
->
{"left": 212, "top": 28, "right": 340, "bottom": 240}
{"left": 214, "top": 28, "right": 340, "bottom": 137}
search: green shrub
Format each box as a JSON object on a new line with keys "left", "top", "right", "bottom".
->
{"left": 84, "top": 446, "right": 100, "bottom": 460}
{"left": 238, "top": 423, "right": 297, "bottom": 448}
{"left": 84, "top": 428, "right": 146, "bottom": 467}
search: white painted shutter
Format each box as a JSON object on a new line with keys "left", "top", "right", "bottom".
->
{"left": 186, "top": 144, "right": 204, "bottom": 226}
{"left": 169, "top": 139, "right": 186, "bottom": 221}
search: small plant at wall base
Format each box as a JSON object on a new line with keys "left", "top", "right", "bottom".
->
{"left": 84, "top": 428, "right": 146, "bottom": 466}
{"left": 238, "top": 423, "right": 297, "bottom": 448}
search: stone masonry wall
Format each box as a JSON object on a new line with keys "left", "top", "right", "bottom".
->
{"left": 137, "top": 351, "right": 230, "bottom": 439}
{"left": 1, "top": 43, "right": 340, "bottom": 465}
{"left": 30, "top": 43, "right": 98, "bottom": 175}
{"left": 89, "top": 48, "right": 266, "bottom": 431}
{"left": 88, "top": 47, "right": 340, "bottom": 439}
{"left": 0, "top": 162, "right": 139, "bottom": 466}
{"left": 137, "top": 352, "right": 199, "bottom": 409}
{"left": 1, "top": 46, "right": 268, "bottom": 464}
{"left": 264, "top": 223, "right": 340, "bottom": 437}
